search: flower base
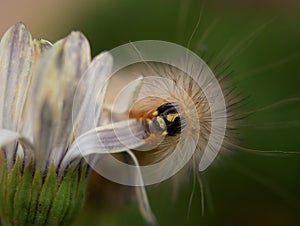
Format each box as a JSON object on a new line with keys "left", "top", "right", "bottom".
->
{"left": 0, "top": 152, "right": 86, "bottom": 226}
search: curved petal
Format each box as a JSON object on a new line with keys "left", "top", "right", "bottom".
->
{"left": 21, "top": 38, "right": 53, "bottom": 140}
{"left": 72, "top": 51, "right": 113, "bottom": 136}
{"left": 0, "top": 129, "right": 21, "bottom": 146}
{"left": 32, "top": 38, "right": 53, "bottom": 58}
{"left": 125, "top": 150, "right": 157, "bottom": 226}
{"left": 107, "top": 76, "right": 143, "bottom": 114}
{"left": 0, "top": 23, "right": 33, "bottom": 131}
{"left": 0, "top": 23, "right": 34, "bottom": 165}
{"left": 62, "top": 119, "right": 147, "bottom": 168}
{"left": 0, "top": 129, "right": 35, "bottom": 164}
{"left": 27, "top": 31, "right": 91, "bottom": 169}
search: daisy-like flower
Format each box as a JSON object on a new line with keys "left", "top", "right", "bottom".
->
{"left": 0, "top": 23, "right": 156, "bottom": 226}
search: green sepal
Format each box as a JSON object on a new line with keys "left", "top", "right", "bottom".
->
{"left": 0, "top": 151, "right": 8, "bottom": 225}
{"left": 45, "top": 167, "right": 72, "bottom": 226}
{"left": 26, "top": 165, "right": 43, "bottom": 224}
{"left": 6, "top": 158, "right": 22, "bottom": 222}
{"left": 13, "top": 160, "right": 34, "bottom": 224}
{"left": 34, "top": 163, "right": 57, "bottom": 225}
{"left": 0, "top": 158, "right": 87, "bottom": 226}
{"left": 60, "top": 166, "right": 86, "bottom": 226}
{"left": 72, "top": 166, "right": 86, "bottom": 218}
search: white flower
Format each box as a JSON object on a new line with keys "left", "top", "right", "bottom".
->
{"left": 0, "top": 23, "right": 156, "bottom": 226}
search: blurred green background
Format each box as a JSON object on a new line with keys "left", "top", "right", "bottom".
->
{"left": 1, "top": 0, "right": 300, "bottom": 225}
{"left": 75, "top": 1, "right": 300, "bottom": 226}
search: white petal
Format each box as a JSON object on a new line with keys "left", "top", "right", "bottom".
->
{"left": 0, "top": 129, "right": 21, "bottom": 146}
{"left": 125, "top": 150, "right": 157, "bottom": 226}
{"left": 72, "top": 51, "right": 113, "bottom": 136}
{"left": 0, "top": 23, "right": 34, "bottom": 131}
{"left": 0, "top": 129, "right": 35, "bottom": 163}
{"left": 61, "top": 119, "right": 147, "bottom": 168}
{"left": 198, "top": 114, "right": 227, "bottom": 172}
{"left": 31, "top": 38, "right": 53, "bottom": 73}
{"left": 27, "top": 31, "right": 91, "bottom": 169}
{"left": 107, "top": 76, "right": 143, "bottom": 114}
{"left": 0, "top": 23, "right": 34, "bottom": 164}
{"left": 21, "top": 38, "right": 53, "bottom": 139}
